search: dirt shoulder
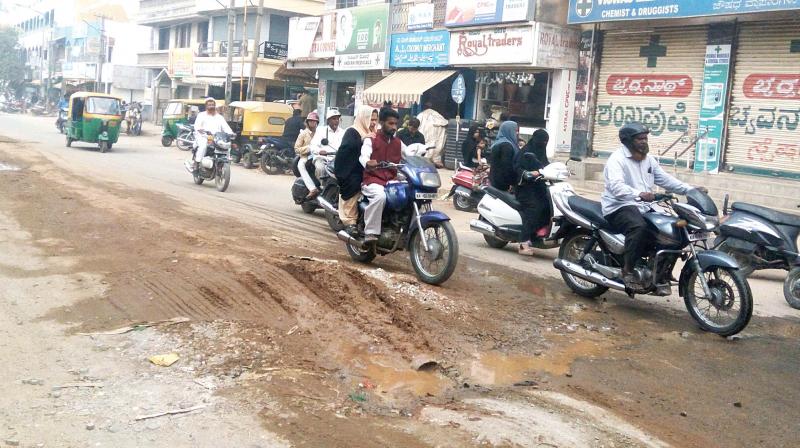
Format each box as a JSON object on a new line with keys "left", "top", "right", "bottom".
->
{"left": 1, "top": 139, "right": 798, "bottom": 447}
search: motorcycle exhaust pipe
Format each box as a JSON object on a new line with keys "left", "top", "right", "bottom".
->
{"left": 336, "top": 230, "right": 366, "bottom": 250}
{"left": 470, "top": 219, "right": 497, "bottom": 238}
{"left": 317, "top": 196, "right": 337, "bottom": 215}
{"left": 553, "top": 258, "right": 626, "bottom": 291}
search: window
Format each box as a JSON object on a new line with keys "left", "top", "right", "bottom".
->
{"left": 197, "top": 21, "right": 209, "bottom": 43}
{"left": 86, "top": 97, "right": 120, "bottom": 115}
{"left": 336, "top": 0, "right": 358, "bottom": 8}
{"left": 174, "top": 24, "right": 191, "bottom": 48}
{"left": 158, "top": 28, "right": 170, "bottom": 50}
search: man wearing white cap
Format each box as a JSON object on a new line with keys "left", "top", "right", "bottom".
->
{"left": 191, "top": 98, "right": 233, "bottom": 171}
{"left": 309, "top": 107, "right": 345, "bottom": 179}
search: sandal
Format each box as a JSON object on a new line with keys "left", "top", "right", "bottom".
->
{"left": 518, "top": 245, "right": 536, "bottom": 256}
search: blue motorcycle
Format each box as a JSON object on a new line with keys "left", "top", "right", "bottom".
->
{"left": 337, "top": 156, "right": 459, "bottom": 285}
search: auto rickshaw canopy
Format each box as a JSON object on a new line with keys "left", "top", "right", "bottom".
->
{"left": 229, "top": 101, "right": 293, "bottom": 137}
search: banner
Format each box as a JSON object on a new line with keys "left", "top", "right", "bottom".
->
{"left": 334, "top": 4, "right": 390, "bottom": 71}
{"left": 449, "top": 25, "right": 533, "bottom": 65}
{"left": 694, "top": 44, "right": 732, "bottom": 174}
{"left": 445, "top": 0, "right": 531, "bottom": 27}
{"left": 408, "top": 3, "right": 434, "bottom": 31}
{"left": 288, "top": 14, "right": 336, "bottom": 61}
{"left": 390, "top": 31, "right": 449, "bottom": 68}
{"left": 569, "top": 0, "right": 800, "bottom": 24}
{"left": 169, "top": 48, "right": 194, "bottom": 77}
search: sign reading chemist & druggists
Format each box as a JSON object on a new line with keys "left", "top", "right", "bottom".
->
{"left": 568, "top": 0, "right": 800, "bottom": 24}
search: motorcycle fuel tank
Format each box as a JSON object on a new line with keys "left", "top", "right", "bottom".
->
{"left": 644, "top": 213, "right": 684, "bottom": 248}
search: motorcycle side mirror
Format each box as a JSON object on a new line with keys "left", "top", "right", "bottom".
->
{"left": 321, "top": 138, "right": 329, "bottom": 146}
{"left": 722, "top": 193, "right": 730, "bottom": 216}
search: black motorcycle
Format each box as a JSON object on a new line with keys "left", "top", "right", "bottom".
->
{"left": 176, "top": 123, "right": 195, "bottom": 151}
{"left": 259, "top": 137, "right": 295, "bottom": 175}
{"left": 290, "top": 156, "right": 342, "bottom": 231}
{"left": 185, "top": 131, "right": 233, "bottom": 192}
{"left": 552, "top": 189, "right": 753, "bottom": 336}
{"left": 55, "top": 108, "right": 67, "bottom": 134}
{"left": 715, "top": 196, "right": 800, "bottom": 309}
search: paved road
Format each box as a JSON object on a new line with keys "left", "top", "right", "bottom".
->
{"left": 0, "top": 114, "right": 795, "bottom": 320}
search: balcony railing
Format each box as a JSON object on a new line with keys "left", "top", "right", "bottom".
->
{"left": 391, "top": 0, "right": 447, "bottom": 32}
{"left": 195, "top": 41, "right": 287, "bottom": 60}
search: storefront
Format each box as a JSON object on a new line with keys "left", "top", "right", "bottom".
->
{"left": 449, "top": 22, "right": 580, "bottom": 154}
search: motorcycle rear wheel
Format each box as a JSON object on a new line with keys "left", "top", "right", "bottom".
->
{"left": 176, "top": 133, "right": 192, "bottom": 151}
{"left": 193, "top": 172, "right": 204, "bottom": 185}
{"left": 715, "top": 241, "right": 755, "bottom": 277}
{"left": 558, "top": 231, "right": 609, "bottom": 298}
{"left": 409, "top": 221, "right": 459, "bottom": 285}
{"left": 453, "top": 194, "right": 474, "bottom": 212}
{"left": 260, "top": 152, "right": 281, "bottom": 175}
{"left": 301, "top": 201, "right": 317, "bottom": 214}
{"left": 783, "top": 267, "right": 800, "bottom": 310}
{"left": 346, "top": 241, "right": 376, "bottom": 263}
{"left": 684, "top": 266, "right": 753, "bottom": 336}
{"left": 215, "top": 163, "right": 231, "bottom": 192}
{"left": 161, "top": 136, "right": 174, "bottom": 147}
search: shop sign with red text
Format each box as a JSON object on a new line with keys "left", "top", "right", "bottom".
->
{"left": 449, "top": 25, "right": 533, "bottom": 65}
{"left": 743, "top": 74, "right": 800, "bottom": 100}
{"left": 605, "top": 74, "right": 693, "bottom": 97}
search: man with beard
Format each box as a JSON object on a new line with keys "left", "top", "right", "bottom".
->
{"left": 602, "top": 122, "right": 705, "bottom": 287}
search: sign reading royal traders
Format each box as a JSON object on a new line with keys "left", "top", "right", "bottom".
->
{"left": 390, "top": 31, "right": 449, "bottom": 68}
{"left": 449, "top": 26, "right": 533, "bottom": 65}
{"left": 334, "top": 4, "right": 390, "bottom": 70}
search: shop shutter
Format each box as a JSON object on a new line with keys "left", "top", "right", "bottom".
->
{"left": 365, "top": 71, "right": 385, "bottom": 90}
{"left": 724, "top": 21, "right": 800, "bottom": 178}
{"left": 592, "top": 27, "right": 707, "bottom": 165}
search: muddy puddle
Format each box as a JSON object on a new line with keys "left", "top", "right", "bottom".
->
{"left": 0, "top": 161, "right": 20, "bottom": 171}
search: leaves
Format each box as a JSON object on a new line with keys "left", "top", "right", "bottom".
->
{"left": 0, "top": 26, "right": 25, "bottom": 86}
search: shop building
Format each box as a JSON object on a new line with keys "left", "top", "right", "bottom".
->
{"left": 569, "top": 1, "right": 800, "bottom": 180}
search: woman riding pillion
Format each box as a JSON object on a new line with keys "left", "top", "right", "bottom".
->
{"left": 515, "top": 129, "right": 551, "bottom": 256}
{"left": 334, "top": 106, "right": 378, "bottom": 236}
{"left": 294, "top": 111, "right": 320, "bottom": 199}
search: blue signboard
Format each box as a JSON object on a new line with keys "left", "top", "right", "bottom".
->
{"left": 390, "top": 31, "right": 450, "bottom": 68}
{"left": 451, "top": 74, "right": 466, "bottom": 104}
{"left": 569, "top": 0, "right": 800, "bottom": 23}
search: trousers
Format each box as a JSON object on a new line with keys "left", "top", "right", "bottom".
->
{"left": 297, "top": 156, "right": 316, "bottom": 191}
{"left": 194, "top": 133, "right": 208, "bottom": 162}
{"left": 361, "top": 183, "right": 386, "bottom": 236}
{"left": 606, "top": 205, "right": 649, "bottom": 272}
{"left": 338, "top": 193, "right": 360, "bottom": 226}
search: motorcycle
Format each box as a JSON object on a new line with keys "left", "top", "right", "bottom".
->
{"left": 291, "top": 157, "right": 343, "bottom": 231}
{"left": 552, "top": 189, "right": 753, "bottom": 336}
{"left": 176, "top": 123, "right": 195, "bottom": 151}
{"left": 446, "top": 162, "right": 489, "bottom": 212}
{"left": 715, "top": 196, "right": 800, "bottom": 309}
{"left": 470, "top": 162, "right": 573, "bottom": 250}
{"left": 55, "top": 108, "right": 68, "bottom": 134}
{"left": 125, "top": 104, "right": 142, "bottom": 136}
{"left": 184, "top": 131, "right": 233, "bottom": 192}
{"left": 336, "top": 157, "right": 458, "bottom": 285}
{"left": 259, "top": 137, "right": 295, "bottom": 175}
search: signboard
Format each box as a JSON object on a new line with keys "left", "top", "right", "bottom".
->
{"left": 169, "top": 48, "right": 194, "bottom": 77}
{"left": 408, "top": 3, "right": 434, "bottom": 31}
{"left": 390, "top": 31, "right": 449, "bottom": 68}
{"left": 742, "top": 74, "right": 800, "bottom": 100}
{"left": 334, "top": 4, "right": 390, "bottom": 71}
{"left": 449, "top": 25, "right": 534, "bottom": 65}
{"left": 533, "top": 23, "right": 580, "bottom": 70}
{"left": 288, "top": 14, "right": 336, "bottom": 61}
{"left": 451, "top": 74, "right": 466, "bottom": 104}
{"left": 569, "top": 0, "right": 800, "bottom": 24}
{"left": 263, "top": 42, "right": 288, "bottom": 60}
{"left": 605, "top": 74, "right": 694, "bottom": 97}
{"left": 445, "top": 0, "right": 531, "bottom": 27}
{"left": 62, "top": 62, "right": 96, "bottom": 80}
{"left": 193, "top": 62, "right": 252, "bottom": 78}
{"left": 694, "top": 44, "right": 732, "bottom": 174}
{"left": 112, "top": 65, "right": 147, "bottom": 90}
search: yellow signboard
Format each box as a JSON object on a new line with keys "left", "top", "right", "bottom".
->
{"left": 169, "top": 48, "right": 194, "bottom": 78}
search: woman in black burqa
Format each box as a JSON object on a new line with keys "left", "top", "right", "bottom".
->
{"left": 488, "top": 121, "right": 520, "bottom": 192}
{"left": 460, "top": 123, "right": 485, "bottom": 168}
{"left": 515, "top": 129, "right": 551, "bottom": 256}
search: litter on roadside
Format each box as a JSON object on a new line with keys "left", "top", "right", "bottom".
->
{"left": 148, "top": 353, "right": 180, "bottom": 367}
{"left": 77, "top": 316, "right": 190, "bottom": 336}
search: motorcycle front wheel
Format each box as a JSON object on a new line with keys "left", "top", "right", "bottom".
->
{"left": 409, "top": 220, "right": 459, "bottom": 285}
{"left": 176, "top": 133, "right": 192, "bottom": 151}
{"left": 783, "top": 266, "right": 800, "bottom": 310}
{"left": 684, "top": 266, "right": 753, "bottom": 336}
{"left": 215, "top": 163, "right": 231, "bottom": 192}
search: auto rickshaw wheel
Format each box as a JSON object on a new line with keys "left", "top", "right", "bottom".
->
{"left": 243, "top": 149, "right": 255, "bottom": 169}
{"left": 161, "top": 136, "right": 174, "bottom": 147}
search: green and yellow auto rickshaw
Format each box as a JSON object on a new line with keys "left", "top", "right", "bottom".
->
{"left": 161, "top": 99, "right": 226, "bottom": 147}
{"left": 228, "top": 101, "right": 293, "bottom": 168}
{"left": 65, "top": 92, "right": 123, "bottom": 153}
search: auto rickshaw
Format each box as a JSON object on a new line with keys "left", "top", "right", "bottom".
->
{"left": 161, "top": 99, "right": 226, "bottom": 147}
{"left": 65, "top": 92, "right": 123, "bottom": 153}
{"left": 227, "top": 101, "right": 293, "bottom": 168}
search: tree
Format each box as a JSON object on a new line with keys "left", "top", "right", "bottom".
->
{"left": 0, "top": 26, "right": 25, "bottom": 90}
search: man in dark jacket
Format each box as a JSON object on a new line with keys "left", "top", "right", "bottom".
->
{"left": 282, "top": 108, "right": 305, "bottom": 144}
{"left": 397, "top": 117, "right": 425, "bottom": 147}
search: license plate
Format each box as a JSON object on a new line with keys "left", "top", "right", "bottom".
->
{"left": 688, "top": 231, "right": 711, "bottom": 242}
{"left": 415, "top": 192, "right": 438, "bottom": 200}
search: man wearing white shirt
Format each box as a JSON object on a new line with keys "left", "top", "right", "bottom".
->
{"left": 309, "top": 108, "right": 345, "bottom": 179}
{"left": 192, "top": 98, "right": 233, "bottom": 171}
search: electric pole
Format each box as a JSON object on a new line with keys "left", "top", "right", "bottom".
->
{"left": 96, "top": 15, "right": 106, "bottom": 93}
{"left": 224, "top": 0, "right": 235, "bottom": 105}
{"left": 247, "top": 0, "right": 264, "bottom": 101}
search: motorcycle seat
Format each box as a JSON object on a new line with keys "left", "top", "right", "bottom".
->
{"left": 567, "top": 196, "right": 610, "bottom": 228}
{"left": 457, "top": 163, "right": 474, "bottom": 172}
{"left": 732, "top": 202, "right": 800, "bottom": 228}
{"left": 484, "top": 186, "right": 521, "bottom": 210}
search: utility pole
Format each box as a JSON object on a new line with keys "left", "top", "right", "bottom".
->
{"left": 224, "top": 0, "right": 235, "bottom": 105}
{"left": 247, "top": 0, "right": 264, "bottom": 101}
{"left": 96, "top": 15, "right": 106, "bottom": 93}
{"left": 240, "top": 0, "right": 248, "bottom": 101}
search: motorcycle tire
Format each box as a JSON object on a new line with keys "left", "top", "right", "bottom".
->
{"left": 324, "top": 188, "right": 344, "bottom": 232}
{"left": 161, "top": 136, "right": 174, "bottom": 147}
{"left": 301, "top": 201, "right": 317, "bottom": 214}
{"left": 99, "top": 141, "right": 109, "bottom": 153}
{"left": 260, "top": 152, "right": 281, "bottom": 175}
{"left": 453, "top": 194, "right": 474, "bottom": 212}
{"left": 409, "top": 220, "right": 459, "bottom": 286}
{"left": 683, "top": 266, "right": 753, "bottom": 337}
{"left": 783, "top": 267, "right": 800, "bottom": 310}
{"left": 193, "top": 172, "right": 204, "bottom": 185}
{"left": 558, "top": 231, "right": 609, "bottom": 298}
{"left": 215, "top": 163, "right": 231, "bottom": 192}
{"left": 346, "top": 240, "right": 377, "bottom": 264}
{"left": 176, "top": 136, "right": 192, "bottom": 151}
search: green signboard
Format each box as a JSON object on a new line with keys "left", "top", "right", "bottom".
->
{"left": 334, "top": 4, "right": 390, "bottom": 71}
{"left": 694, "top": 44, "right": 731, "bottom": 174}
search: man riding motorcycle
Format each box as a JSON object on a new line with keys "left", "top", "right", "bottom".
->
{"left": 310, "top": 108, "right": 345, "bottom": 180}
{"left": 191, "top": 98, "right": 233, "bottom": 172}
{"left": 602, "top": 122, "right": 705, "bottom": 287}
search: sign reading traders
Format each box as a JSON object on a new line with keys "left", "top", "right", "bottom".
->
{"left": 449, "top": 25, "right": 533, "bottom": 65}
{"left": 334, "top": 4, "right": 390, "bottom": 71}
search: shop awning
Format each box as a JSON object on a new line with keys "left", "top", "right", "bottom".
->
{"left": 364, "top": 70, "right": 456, "bottom": 106}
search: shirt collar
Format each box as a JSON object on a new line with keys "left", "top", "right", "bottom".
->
{"left": 621, "top": 144, "right": 633, "bottom": 158}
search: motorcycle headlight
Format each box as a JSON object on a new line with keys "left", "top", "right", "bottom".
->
{"left": 420, "top": 172, "right": 441, "bottom": 188}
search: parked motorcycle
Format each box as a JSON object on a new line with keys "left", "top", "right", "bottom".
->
{"left": 291, "top": 157, "right": 343, "bottom": 231}
{"left": 552, "top": 189, "right": 753, "bottom": 336}
{"left": 184, "top": 131, "right": 233, "bottom": 192}
{"left": 470, "top": 162, "right": 573, "bottom": 250}
{"left": 446, "top": 162, "right": 489, "bottom": 212}
{"left": 259, "top": 137, "right": 295, "bottom": 174}
{"left": 336, "top": 157, "right": 458, "bottom": 285}
{"left": 715, "top": 195, "right": 800, "bottom": 309}
{"left": 175, "top": 123, "right": 195, "bottom": 151}
{"left": 55, "top": 108, "right": 68, "bottom": 134}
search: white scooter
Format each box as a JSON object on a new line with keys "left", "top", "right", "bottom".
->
{"left": 470, "top": 162, "right": 574, "bottom": 249}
